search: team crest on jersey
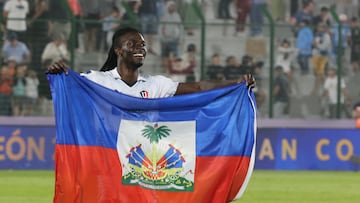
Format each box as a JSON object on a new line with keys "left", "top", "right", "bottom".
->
{"left": 140, "top": 90, "right": 149, "bottom": 98}
{"left": 117, "top": 120, "right": 196, "bottom": 191}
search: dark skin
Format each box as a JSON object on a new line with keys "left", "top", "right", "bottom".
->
{"left": 47, "top": 32, "right": 255, "bottom": 95}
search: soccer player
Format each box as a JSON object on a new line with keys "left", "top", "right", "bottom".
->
{"left": 47, "top": 27, "right": 254, "bottom": 98}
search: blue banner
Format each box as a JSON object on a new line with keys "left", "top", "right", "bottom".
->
{"left": 255, "top": 128, "right": 360, "bottom": 170}
{"left": 0, "top": 126, "right": 55, "bottom": 169}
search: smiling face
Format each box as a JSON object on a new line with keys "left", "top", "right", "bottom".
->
{"left": 115, "top": 32, "right": 147, "bottom": 69}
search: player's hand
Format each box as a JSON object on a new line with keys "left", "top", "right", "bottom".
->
{"left": 243, "top": 73, "right": 255, "bottom": 88}
{"left": 46, "top": 60, "right": 69, "bottom": 75}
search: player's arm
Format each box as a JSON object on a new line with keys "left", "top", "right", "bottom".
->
{"left": 175, "top": 74, "right": 255, "bottom": 95}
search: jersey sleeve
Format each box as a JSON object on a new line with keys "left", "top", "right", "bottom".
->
{"left": 152, "top": 75, "right": 179, "bottom": 97}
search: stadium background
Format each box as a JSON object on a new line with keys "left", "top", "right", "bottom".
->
{"left": 0, "top": 0, "right": 360, "bottom": 202}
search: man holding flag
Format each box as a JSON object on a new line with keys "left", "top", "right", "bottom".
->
{"left": 47, "top": 27, "right": 257, "bottom": 203}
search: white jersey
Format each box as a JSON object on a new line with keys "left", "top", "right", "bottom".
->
{"left": 81, "top": 68, "right": 179, "bottom": 98}
{"left": 4, "top": 0, "right": 29, "bottom": 31}
{"left": 324, "top": 76, "right": 346, "bottom": 104}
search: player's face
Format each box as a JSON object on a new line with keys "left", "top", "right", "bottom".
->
{"left": 118, "top": 32, "right": 147, "bottom": 68}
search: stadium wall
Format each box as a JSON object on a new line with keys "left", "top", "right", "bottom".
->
{"left": 0, "top": 117, "right": 359, "bottom": 170}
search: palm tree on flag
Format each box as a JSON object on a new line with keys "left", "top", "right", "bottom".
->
{"left": 142, "top": 123, "right": 171, "bottom": 172}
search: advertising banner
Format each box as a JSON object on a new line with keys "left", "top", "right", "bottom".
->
{"left": 255, "top": 128, "right": 360, "bottom": 170}
{"left": 1, "top": 126, "right": 360, "bottom": 170}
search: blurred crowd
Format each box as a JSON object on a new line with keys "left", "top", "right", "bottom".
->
{"left": 0, "top": 0, "right": 359, "bottom": 119}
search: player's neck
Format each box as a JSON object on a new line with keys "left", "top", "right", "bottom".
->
{"left": 117, "top": 66, "right": 139, "bottom": 87}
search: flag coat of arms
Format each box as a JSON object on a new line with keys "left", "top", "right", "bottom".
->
{"left": 48, "top": 69, "right": 257, "bottom": 203}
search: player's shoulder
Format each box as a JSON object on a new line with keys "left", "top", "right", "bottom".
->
{"left": 80, "top": 69, "right": 117, "bottom": 81}
{"left": 144, "top": 74, "right": 173, "bottom": 83}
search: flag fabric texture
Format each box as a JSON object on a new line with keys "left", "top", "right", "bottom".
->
{"left": 48, "top": 69, "right": 257, "bottom": 203}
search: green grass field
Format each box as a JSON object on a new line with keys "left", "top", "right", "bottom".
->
{"left": 0, "top": 170, "right": 359, "bottom": 203}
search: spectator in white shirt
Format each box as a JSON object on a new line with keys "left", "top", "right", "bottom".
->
{"left": 323, "top": 67, "right": 351, "bottom": 119}
{"left": 41, "top": 33, "right": 70, "bottom": 65}
{"left": 3, "top": 0, "right": 29, "bottom": 41}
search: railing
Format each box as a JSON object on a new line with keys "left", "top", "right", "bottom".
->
{"left": 0, "top": 1, "right": 358, "bottom": 120}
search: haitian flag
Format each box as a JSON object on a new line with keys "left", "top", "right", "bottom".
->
{"left": 48, "top": 69, "right": 257, "bottom": 203}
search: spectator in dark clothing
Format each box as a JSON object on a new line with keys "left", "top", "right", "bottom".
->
{"left": 350, "top": 17, "right": 360, "bottom": 73}
{"left": 290, "top": 0, "right": 314, "bottom": 37}
{"left": 239, "top": 55, "right": 255, "bottom": 75}
{"left": 273, "top": 66, "right": 290, "bottom": 118}
{"left": 48, "top": 0, "right": 71, "bottom": 41}
{"left": 223, "top": 56, "right": 242, "bottom": 80}
{"left": 207, "top": 54, "right": 225, "bottom": 80}
{"left": 121, "top": 0, "right": 141, "bottom": 30}
{"left": 218, "top": 0, "right": 233, "bottom": 19}
{"left": 235, "top": 0, "right": 250, "bottom": 34}
{"left": 28, "top": 0, "right": 50, "bottom": 73}
{"left": 313, "top": 6, "right": 331, "bottom": 32}
{"left": 289, "top": 0, "right": 299, "bottom": 18}
{"left": 139, "top": 0, "right": 158, "bottom": 54}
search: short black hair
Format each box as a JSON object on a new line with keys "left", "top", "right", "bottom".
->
{"left": 187, "top": 44, "right": 196, "bottom": 52}
{"left": 320, "top": 6, "right": 328, "bottom": 12}
{"left": 112, "top": 6, "right": 119, "bottom": 13}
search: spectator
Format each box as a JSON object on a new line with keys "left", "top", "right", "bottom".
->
{"left": 311, "top": 23, "right": 332, "bottom": 96}
{"left": 276, "top": 38, "right": 296, "bottom": 80}
{"left": 79, "top": 0, "right": 101, "bottom": 52}
{"left": 296, "top": 19, "right": 313, "bottom": 75}
{"left": 207, "top": 54, "right": 225, "bottom": 80}
{"left": 159, "top": 1, "right": 183, "bottom": 68}
{"left": 331, "top": 14, "right": 351, "bottom": 75}
{"left": 323, "top": 67, "right": 351, "bottom": 119}
{"left": 120, "top": 0, "right": 141, "bottom": 30}
{"left": 102, "top": 6, "right": 121, "bottom": 52}
{"left": 41, "top": 33, "right": 70, "bottom": 65}
{"left": 313, "top": 6, "right": 331, "bottom": 32}
{"left": 335, "top": 0, "right": 359, "bottom": 19}
{"left": 0, "top": 66, "right": 13, "bottom": 115}
{"left": 239, "top": 55, "right": 255, "bottom": 74}
{"left": 167, "top": 56, "right": 191, "bottom": 83}
{"left": 252, "top": 61, "right": 266, "bottom": 112}
{"left": 290, "top": 0, "right": 314, "bottom": 37}
{"left": 289, "top": 0, "right": 299, "bottom": 18}
{"left": 352, "top": 99, "right": 360, "bottom": 119}
{"left": 234, "top": 0, "right": 250, "bottom": 34}
{"left": 250, "top": 0, "right": 266, "bottom": 37}
{"left": 218, "top": 0, "right": 233, "bottom": 19}
{"left": 350, "top": 16, "right": 360, "bottom": 74}
{"left": 181, "top": 43, "right": 197, "bottom": 82}
{"left": 48, "top": 0, "right": 71, "bottom": 42}
{"left": 68, "top": 0, "right": 85, "bottom": 54}
{"left": 3, "top": 0, "right": 29, "bottom": 42}
{"left": 273, "top": 66, "right": 290, "bottom": 118}
{"left": 2, "top": 32, "right": 31, "bottom": 65}
{"left": 27, "top": 0, "right": 50, "bottom": 74}
{"left": 23, "top": 69, "right": 39, "bottom": 116}
{"left": 139, "top": 0, "right": 159, "bottom": 54}
{"left": 11, "top": 65, "right": 26, "bottom": 116}
{"left": 179, "top": 0, "right": 198, "bottom": 36}
{"left": 4, "top": 56, "right": 17, "bottom": 77}
{"left": 270, "top": 0, "right": 286, "bottom": 22}
{"left": 223, "top": 56, "right": 242, "bottom": 80}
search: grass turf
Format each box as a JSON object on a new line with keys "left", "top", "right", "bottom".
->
{"left": 0, "top": 170, "right": 359, "bottom": 203}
